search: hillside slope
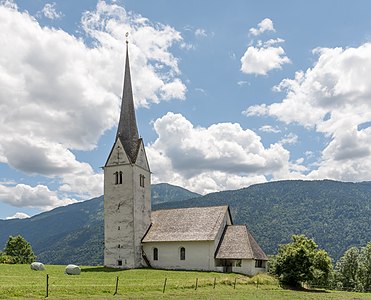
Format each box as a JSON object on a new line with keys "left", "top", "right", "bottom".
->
{"left": 0, "top": 183, "right": 200, "bottom": 265}
{"left": 151, "top": 183, "right": 200, "bottom": 204}
{"left": 0, "top": 180, "right": 370, "bottom": 264}
{"left": 155, "top": 180, "right": 371, "bottom": 260}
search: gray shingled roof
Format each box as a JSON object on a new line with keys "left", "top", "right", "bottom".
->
{"left": 142, "top": 206, "right": 229, "bottom": 242}
{"left": 116, "top": 43, "right": 139, "bottom": 163}
{"left": 215, "top": 225, "right": 268, "bottom": 260}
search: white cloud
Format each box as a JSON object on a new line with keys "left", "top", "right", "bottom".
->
{"left": 240, "top": 45, "right": 291, "bottom": 75}
{"left": 195, "top": 28, "right": 207, "bottom": 37}
{"left": 278, "top": 133, "right": 298, "bottom": 145}
{"left": 0, "top": 183, "right": 76, "bottom": 210}
{"left": 6, "top": 212, "right": 30, "bottom": 220}
{"left": 249, "top": 18, "right": 275, "bottom": 36}
{"left": 41, "top": 2, "right": 63, "bottom": 19}
{"left": 195, "top": 87, "right": 206, "bottom": 94}
{"left": 237, "top": 80, "right": 249, "bottom": 86}
{"left": 263, "top": 38, "right": 285, "bottom": 47}
{"left": 0, "top": 1, "right": 186, "bottom": 206}
{"left": 242, "top": 19, "right": 290, "bottom": 75}
{"left": 243, "top": 104, "right": 269, "bottom": 116}
{"left": 147, "top": 112, "right": 295, "bottom": 194}
{"left": 180, "top": 42, "right": 195, "bottom": 50}
{"left": 245, "top": 43, "right": 371, "bottom": 182}
{"left": 259, "top": 125, "right": 281, "bottom": 133}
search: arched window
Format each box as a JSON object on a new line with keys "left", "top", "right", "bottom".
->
{"left": 114, "top": 171, "right": 123, "bottom": 185}
{"left": 140, "top": 174, "right": 145, "bottom": 187}
{"left": 153, "top": 248, "right": 158, "bottom": 261}
{"left": 180, "top": 247, "right": 185, "bottom": 260}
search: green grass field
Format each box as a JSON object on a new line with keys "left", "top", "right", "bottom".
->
{"left": 0, "top": 264, "right": 370, "bottom": 299}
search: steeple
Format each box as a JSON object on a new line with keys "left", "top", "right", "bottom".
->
{"left": 104, "top": 33, "right": 151, "bottom": 270}
{"left": 116, "top": 35, "right": 139, "bottom": 163}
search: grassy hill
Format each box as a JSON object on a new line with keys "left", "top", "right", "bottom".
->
{"left": 0, "top": 180, "right": 370, "bottom": 265}
{"left": 1, "top": 264, "right": 371, "bottom": 299}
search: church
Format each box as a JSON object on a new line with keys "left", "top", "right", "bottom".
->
{"left": 103, "top": 40, "right": 268, "bottom": 276}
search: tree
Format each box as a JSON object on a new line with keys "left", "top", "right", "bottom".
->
{"left": 3, "top": 235, "right": 35, "bottom": 264}
{"left": 357, "top": 242, "right": 371, "bottom": 292}
{"left": 311, "top": 249, "right": 334, "bottom": 287}
{"left": 273, "top": 234, "right": 333, "bottom": 288}
{"left": 335, "top": 246, "right": 360, "bottom": 291}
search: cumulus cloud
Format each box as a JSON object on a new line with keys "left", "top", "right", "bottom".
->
{"left": 0, "top": 183, "right": 76, "bottom": 210}
{"left": 245, "top": 43, "right": 371, "bottom": 182}
{"left": 146, "top": 112, "right": 298, "bottom": 194}
{"left": 249, "top": 18, "right": 275, "bottom": 36}
{"left": 243, "top": 104, "right": 269, "bottom": 116}
{"left": 41, "top": 2, "right": 63, "bottom": 19}
{"left": 241, "top": 19, "right": 290, "bottom": 75}
{"left": 6, "top": 212, "right": 30, "bottom": 220}
{"left": 241, "top": 45, "right": 290, "bottom": 75}
{"left": 0, "top": 1, "right": 186, "bottom": 208}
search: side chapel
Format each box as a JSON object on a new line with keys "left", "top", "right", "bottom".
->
{"left": 103, "top": 39, "right": 268, "bottom": 276}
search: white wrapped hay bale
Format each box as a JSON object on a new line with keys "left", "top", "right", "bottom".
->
{"left": 65, "top": 264, "right": 81, "bottom": 275}
{"left": 30, "top": 262, "right": 45, "bottom": 271}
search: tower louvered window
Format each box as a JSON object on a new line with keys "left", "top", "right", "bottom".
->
{"left": 114, "top": 171, "right": 123, "bottom": 185}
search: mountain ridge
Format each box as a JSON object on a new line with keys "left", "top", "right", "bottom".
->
{"left": 0, "top": 180, "right": 370, "bottom": 265}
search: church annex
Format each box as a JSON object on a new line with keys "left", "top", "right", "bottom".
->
{"left": 103, "top": 40, "right": 268, "bottom": 276}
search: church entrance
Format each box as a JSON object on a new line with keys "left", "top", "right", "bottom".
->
{"left": 222, "top": 260, "right": 233, "bottom": 273}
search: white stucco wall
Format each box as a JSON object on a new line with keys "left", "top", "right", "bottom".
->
{"left": 142, "top": 241, "right": 216, "bottom": 271}
{"left": 104, "top": 139, "right": 151, "bottom": 269}
{"left": 234, "top": 260, "right": 267, "bottom": 276}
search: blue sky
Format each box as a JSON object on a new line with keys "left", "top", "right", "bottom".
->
{"left": 0, "top": 0, "right": 371, "bottom": 219}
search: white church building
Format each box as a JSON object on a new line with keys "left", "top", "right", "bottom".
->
{"left": 103, "top": 40, "right": 268, "bottom": 276}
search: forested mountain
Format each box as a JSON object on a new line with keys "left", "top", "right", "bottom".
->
{"left": 151, "top": 183, "right": 200, "bottom": 204}
{"left": 155, "top": 180, "right": 371, "bottom": 261}
{"left": 0, "top": 183, "right": 198, "bottom": 265}
{"left": 0, "top": 180, "right": 370, "bottom": 265}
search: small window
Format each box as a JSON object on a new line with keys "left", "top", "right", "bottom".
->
{"left": 180, "top": 247, "right": 185, "bottom": 260}
{"left": 118, "top": 226, "right": 120, "bottom": 230}
{"left": 114, "top": 171, "right": 123, "bottom": 185}
{"left": 255, "top": 260, "right": 264, "bottom": 268}
{"left": 153, "top": 248, "right": 158, "bottom": 261}
{"left": 140, "top": 174, "right": 145, "bottom": 187}
{"left": 236, "top": 260, "right": 242, "bottom": 267}
{"left": 117, "top": 260, "right": 122, "bottom": 266}
{"left": 118, "top": 244, "right": 121, "bottom": 248}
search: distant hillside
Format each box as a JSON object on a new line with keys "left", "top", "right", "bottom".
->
{"left": 152, "top": 183, "right": 200, "bottom": 205}
{"left": 0, "top": 183, "right": 199, "bottom": 265}
{"left": 0, "top": 180, "right": 370, "bottom": 265}
{"left": 0, "top": 195, "right": 104, "bottom": 265}
{"left": 155, "top": 180, "right": 371, "bottom": 261}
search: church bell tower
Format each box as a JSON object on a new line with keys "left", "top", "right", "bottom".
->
{"left": 104, "top": 37, "right": 151, "bottom": 268}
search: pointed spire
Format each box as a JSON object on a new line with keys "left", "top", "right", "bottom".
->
{"left": 116, "top": 34, "right": 139, "bottom": 163}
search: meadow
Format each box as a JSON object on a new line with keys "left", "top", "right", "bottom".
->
{"left": 0, "top": 264, "right": 370, "bottom": 299}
